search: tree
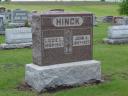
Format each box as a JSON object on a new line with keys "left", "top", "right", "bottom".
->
{"left": 119, "top": 0, "right": 128, "bottom": 15}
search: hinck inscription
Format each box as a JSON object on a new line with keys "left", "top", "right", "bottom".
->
{"left": 53, "top": 17, "right": 83, "bottom": 27}
{"left": 44, "top": 35, "right": 90, "bottom": 49}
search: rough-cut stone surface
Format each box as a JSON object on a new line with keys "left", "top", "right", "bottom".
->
{"left": 103, "top": 38, "right": 128, "bottom": 44}
{"left": 25, "top": 60, "right": 101, "bottom": 92}
{"left": 108, "top": 25, "right": 128, "bottom": 39}
{"left": 0, "top": 42, "right": 32, "bottom": 50}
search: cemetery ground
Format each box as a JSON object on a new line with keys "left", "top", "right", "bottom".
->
{"left": 0, "top": 3, "right": 128, "bottom": 96}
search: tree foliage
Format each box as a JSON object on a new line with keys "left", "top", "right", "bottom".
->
{"left": 119, "top": 0, "right": 128, "bottom": 15}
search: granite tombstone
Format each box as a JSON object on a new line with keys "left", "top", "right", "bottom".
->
{"left": 113, "top": 16, "right": 125, "bottom": 25}
{"left": 5, "top": 27, "right": 32, "bottom": 44}
{"left": 124, "top": 17, "right": 128, "bottom": 25}
{"left": 25, "top": 10, "right": 101, "bottom": 92}
{"left": 0, "top": 27, "right": 32, "bottom": 49}
{"left": 104, "top": 16, "right": 113, "bottom": 23}
{"left": 0, "top": 15, "right": 5, "bottom": 34}
{"left": 103, "top": 25, "right": 128, "bottom": 44}
{"left": 32, "top": 10, "right": 93, "bottom": 66}
{"left": 6, "top": 9, "right": 12, "bottom": 22}
{"left": 12, "top": 9, "right": 29, "bottom": 23}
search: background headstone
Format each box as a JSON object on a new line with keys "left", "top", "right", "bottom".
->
{"left": 0, "top": 15, "right": 5, "bottom": 34}
{"left": 5, "top": 27, "right": 32, "bottom": 44}
{"left": 12, "top": 9, "right": 29, "bottom": 23}
{"left": 6, "top": 9, "right": 12, "bottom": 22}
{"left": 124, "top": 17, "right": 128, "bottom": 25}
{"left": 113, "top": 16, "right": 125, "bottom": 25}
{"left": 103, "top": 25, "right": 128, "bottom": 44}
{"left": 96, "top": 16, "right": 106, "bottom": 23}
{"left": 108, "top": 25, "right": 128, "bottom": 39}
{"left": 104, "top": 16, "right": 113, "bottom": 23}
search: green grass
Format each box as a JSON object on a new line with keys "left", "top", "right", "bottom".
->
{"left": 0, "top": 3, "right": 128, "bottom": 96}
{"left": 0, "top": 35, "right": 5, "bottom": 44}
{"left": 0, "top": 3, "right": 119, "bottom": 16}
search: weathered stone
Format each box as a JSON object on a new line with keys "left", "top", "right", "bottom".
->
{"left": 103, "top": 25, "right": 128, "bottom": 44}
{"left": 124, "top": 17, "right": 128, "bottom": 25}
{"left": 5, "top": 9, "right": 12, "bottom": 22}
{"left": 0, "top": 15, "right": 5, "bottom": 34}
{"left": 104, "top": 16, "right": 113, "bottom": 23}
{"left": 108, "top": 25, "right": 128, "bottom": 39}
{"left": 25, "top": 60, "right": 101, "bottom": 92}
{"left": 96, "top": 16, "right": 106, "bottom": 23}
{"left": 113, "top": 16, "right": 125, "bottom": 25}
{"left": 5, "top": 27, "right": 32, "bottom": 44}
{"left": 0, "top": 42, "right": 32, "bottom": 50}
{"left": 12, "top": 9, "right": 29, "bottom": 23}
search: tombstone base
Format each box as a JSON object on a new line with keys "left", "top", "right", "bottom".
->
{"left": 0, "top": 42, "right": 32, "bottom": 50}
{"left": 103, "top": 38, "right": 128, "bottom": 44}
{"left": 25, "top": 60, "right": 101, "bottom": 92}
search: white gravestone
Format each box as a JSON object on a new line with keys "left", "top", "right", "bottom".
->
{"left": 5, "top": 27, "right": 32, "bottom": 44}
{"left": 103, "top": 25, "right": 128, "bottom": 44}
{"left": 108, "top": 25, "right": 128, "bottom": 39}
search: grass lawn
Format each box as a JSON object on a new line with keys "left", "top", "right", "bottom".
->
{"left": 0, "top": 3, "right": 128, "bottom": 96}
{"left": 0, "top": 35, "right": 5, "bottom": 44}
{"left": 0, "top": 3, "right": 119, "bottom": 16}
